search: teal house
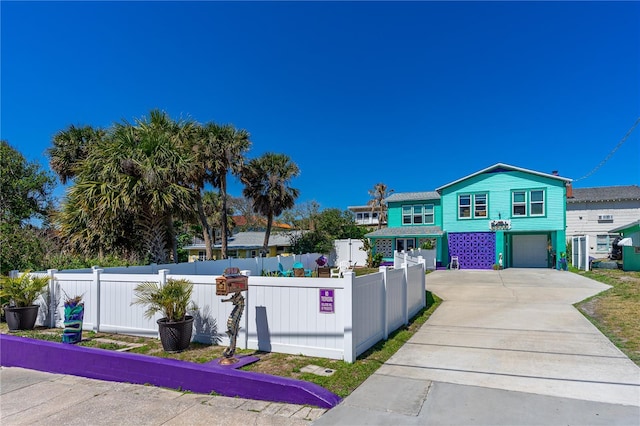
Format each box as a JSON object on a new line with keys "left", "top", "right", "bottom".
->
{"left": 366, "top": 163, "right": 572, "bottom": 269}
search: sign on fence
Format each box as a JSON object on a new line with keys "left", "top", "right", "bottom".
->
{"left": 319, "top": 289, "right": 335, "bottom": 314}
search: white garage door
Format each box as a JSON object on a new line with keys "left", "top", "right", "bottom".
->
{"left": 512, "top": 235, "right": 548, "bottom": 268}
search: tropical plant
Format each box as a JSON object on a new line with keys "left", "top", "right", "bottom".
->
{"left": 48, "top": 125, "right": 105, "bottom": 184}
{"left": 131, "top": 278, "right": 194, "bottom": 322}
{"left": 0, "top": 273, "right": 49, "bottom": 308}
{"left": 241, "top": 153, "right": 300, "bottom": 253}
{"left": 367, "top": 183, "right": 393, "bottom": 230}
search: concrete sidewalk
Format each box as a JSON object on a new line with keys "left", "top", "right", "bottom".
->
{"left": 1, "top": 366, "right": 327, "bottom": 425}
{"left": 314, "top": 269, "right": 640, "bottom": 425}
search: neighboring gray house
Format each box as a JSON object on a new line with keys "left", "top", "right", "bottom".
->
{"left": 566, "top": 185, "right": 640, "bottom": 257}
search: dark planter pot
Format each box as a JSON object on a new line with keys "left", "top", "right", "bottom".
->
{"left": 5, "top": 305, "right": 40, "bottom": 331}
{"left": 157, "top": 315, "right": 194, "bottom": 353}
{"left": 62, "top": 303, "right": 84, "bottom": 344}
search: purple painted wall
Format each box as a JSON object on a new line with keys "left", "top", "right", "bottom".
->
{"left": 0, "top": 334, "right": 340, "bottom": 409}
{"left": 448, "top": 232, "right": 496, "bottom": 269}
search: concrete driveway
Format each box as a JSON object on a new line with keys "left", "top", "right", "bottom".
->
{"left": 315, "top": 269, "right": 640, "bottom": 425}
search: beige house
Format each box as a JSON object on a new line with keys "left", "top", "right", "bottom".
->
{"left": 566, "top": 185, "right": 640, "bottom": 257}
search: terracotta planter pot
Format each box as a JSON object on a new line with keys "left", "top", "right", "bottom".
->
{"left": 157, "top": 316, "right": 194, "bottom": 353}
{"left": 4, "top": 305, "right": 40, "bottom": 331}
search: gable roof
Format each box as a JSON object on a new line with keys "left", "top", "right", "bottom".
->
{"left": 567, "top": 185, "right": 640, "bottom": 203}
{"left": 385, "top": 191, "right": 440, "bottom": 203}
{"left": 436, "top": 163, "right": 572, "bottom": 192}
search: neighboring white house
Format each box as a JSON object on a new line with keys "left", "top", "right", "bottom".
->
{"left": 348, "top": 205, "right": 386, "bottom": 227}
{"left": 566, "top": 185, "right": 640, "bottom": 257}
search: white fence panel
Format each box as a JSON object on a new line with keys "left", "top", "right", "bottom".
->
{"left": 353, "top": 272, "right": 385, "bottom": 357}
{"left": 53, "top": 272, "right": 96, "bottom": 329}
{"left": 407, "top": 264, "right": 426, "bottom": 318}
{"left": 385, "top": 268, "right": 406, "bottom": 333}
{"left": 246, "top": 276, "right": 345, "bottom": 359}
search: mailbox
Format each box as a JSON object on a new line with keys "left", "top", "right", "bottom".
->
{"left": 216, "top": 267, "right": 248, "bottom": 296}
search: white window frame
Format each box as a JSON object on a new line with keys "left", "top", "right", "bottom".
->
{"left": 424, "top": 204, "right": 435, "bottom": 224}
{"left": 529, "top": 190, "right": 545, "bottom": 216}
{"left": 413, "top": 205, "right": 423, "bottom": 224}
{"left": 512, "top": 191, "right": 527, "bottom": 216}
{"left": 402, "top": 206, "right": 412, "bottom": 224}
{"left": 474, "top": 193, "right": 487, "bottom": 218}
{"left": 459, "top": 195, "right": 471, "bottom": 219}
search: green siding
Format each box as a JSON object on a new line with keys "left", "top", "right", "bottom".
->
{"left": 622, "top": 247, "right": 640, "bottom": 271}
{"left": 440, "top": 170, "right": 566, "bottom": 233}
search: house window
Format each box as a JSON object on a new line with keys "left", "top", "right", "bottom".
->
{"left": 197, "top": 251, "right": 205, "bottom": 261}
{"left": 402, "top": 206, "right": 412, "bottom": 224}
{"left": 474, "top": 194, "right": 487, "bottom": 218}
{"left": 459, "top": 195, "right": 471, "bottom": 218}
{"left": 363, "top": 212, "right": 370, "bottom": 221}
{"left": 413, "top": 205, "right": 423, "bottom": 224}
{"left": 424, "top": 204, "right": 434, "bottom": 224}
{"left": 372, "top": 212, "right": 378, "bottom": 219}
{"left": 530, "top": 190, "right": 545, "bottom": 216}
{"left": 357, "top": 213, "right": 363, "bottom": 220}
{"left": 512, "top": 192, "right": 527, "bottom": 216}
{"left": 596, "top": 235, "right": 609, "bottom": 252}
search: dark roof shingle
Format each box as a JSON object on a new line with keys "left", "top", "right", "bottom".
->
{"left": 568, "top": 185, "right": 640, "bottom": 203}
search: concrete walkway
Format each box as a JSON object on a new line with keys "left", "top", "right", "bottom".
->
{"left": 314, "top": 269, "right": 640, "bottom": 425}
{"left": 1, "top": 366, "right": 326, "bottom": 425}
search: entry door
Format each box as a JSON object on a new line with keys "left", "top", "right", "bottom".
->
{"left": 512, "top": 235, "right": 548, "bottom": 268}
{"left": 396, "top": 238, "right": 415, "bottom": 252}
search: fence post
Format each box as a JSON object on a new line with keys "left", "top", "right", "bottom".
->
{"left": 419, "top": 258, "right": 427, "bottom": 308}
{"left": 158, "top": 269, "right": 169, "bottom": 286}
{"left": 47, "top": 269, "right": 58, "bottom": 327}
{"left": 379, "top": 266, "right": 389, "bottom": 340}
{"left": 402, "top": 264, "right": 409, "bottom": 325}
{"left": 92, "top": 268, "right": 103, "bottom": 332}
{"left": 343, "top": 271, "right": 355, "bottom": 363}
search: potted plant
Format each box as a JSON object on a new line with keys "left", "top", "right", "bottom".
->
{"left": 62, "top": 292, "right": 84, "bottom": 344}
{"left": 131, "top": 278, "right": 194, "bottom": 353}
{"left": 0, "top": 272, "right": 49, "bottom": 331}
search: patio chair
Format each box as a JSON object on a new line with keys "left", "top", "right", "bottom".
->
{"left": 278, "top": 263, "right": 293, "bottom": 277}
{"left": 330, "top": 261, "right": 350, "bottom": 278}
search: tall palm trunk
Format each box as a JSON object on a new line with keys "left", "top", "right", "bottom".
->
{"left": 196, "top": 196, "right": 213, "bottom": 260}
{"left": 262, "top": 212, "right": 274, "bottom": 253}
{"left": 220, "top": 176, "right": 229, "bottom": 259}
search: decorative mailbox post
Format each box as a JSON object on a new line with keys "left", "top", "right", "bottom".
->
{"left": 216, "top": 267, "right": 248, "bottom": 365}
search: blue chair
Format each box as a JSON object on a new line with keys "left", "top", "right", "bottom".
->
{"left": 278, "top": 263, "right": 292, "bottom": 277}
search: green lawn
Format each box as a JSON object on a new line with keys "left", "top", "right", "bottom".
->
{"left": 573, "top": 268, "right": 640, "bottom": 365}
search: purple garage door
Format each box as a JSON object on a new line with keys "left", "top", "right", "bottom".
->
{"left": 448, "top": 232, "right": 496, "bottom": 269}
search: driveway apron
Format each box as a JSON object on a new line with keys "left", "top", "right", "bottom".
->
{"left": 314, "top": 269, "right": 640, "bottom": 425}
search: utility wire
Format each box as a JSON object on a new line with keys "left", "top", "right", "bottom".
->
{"left": 573, "top": 117, "right": 640, "bottom": 182}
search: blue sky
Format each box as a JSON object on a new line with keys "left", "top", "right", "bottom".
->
{"left": 2, "top": 1, "right": 639, "bottom": 212}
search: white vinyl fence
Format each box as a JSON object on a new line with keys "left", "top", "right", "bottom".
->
{"left": 21, "top": 259, "right": 427, "bottom": 363}
{"left": 571, "top": 236, "right": 590, "bottom": 271}
{"left": 395, "top": 249, "right": 437, "bottom": 270}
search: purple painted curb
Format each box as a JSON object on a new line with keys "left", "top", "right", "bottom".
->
{"left": 0, "top": 334, "right": 341, "bottom": 409}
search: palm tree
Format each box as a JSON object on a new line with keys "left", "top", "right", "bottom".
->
{"left": 68, "top": 110, "right": 197, "bottom": 263}
{"left": 48, "top": 125, "right": 105, "bottom": 184}
{"left": 200, "top": 123, "right": 251, "bottom": 259}
{"left": 241, "top": 153, "right": 300, "bottom": 253}
{"left": 368, "top": 183, "right": 393, "bottom": 230}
